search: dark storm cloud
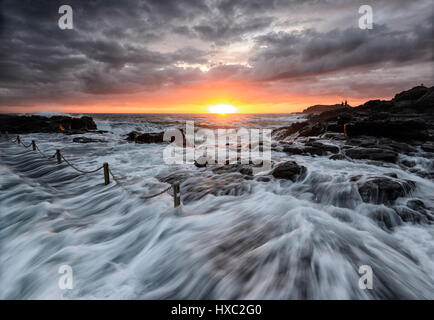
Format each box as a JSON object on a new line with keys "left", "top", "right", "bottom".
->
{"left": 0, "top": 0, "right": 432, "bottom": 108}
{"left": 192, "top": 16, "right": 273, "bottom": 45}
{"left": 250, "top": 17, "right": 433, "bottom": 80}
{"left": 0, "top": 0, "right": 214, "bottom": 105}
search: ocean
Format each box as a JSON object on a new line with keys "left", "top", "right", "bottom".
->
{"left": 1, "top": 113, "right": 433, "bottom": 299}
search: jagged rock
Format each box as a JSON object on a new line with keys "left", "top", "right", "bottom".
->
{"left": 273, "top": 86, "right": 434, "bottom": 147}
{"left": 0, "top": 115, "right": 97, "bottom": 134}
{"left": 414, "top": 87, "right": 434, "bottom": 111}
{"left": 272, "top": 122, "right": 307, "bottom": 140}
{"left": 72, "top": 137, "right": 106, "bottom": 143}
{"left": 272, "top": 161, "right": 306, "bottom": 181}
{"left": 345, "top": 147, "right": 398, "bottom": 163}
{"left": 302, "top": 104, "right": 350, "bottom": 114}
{"left": 299, "top": 122, "right": 326, "bottom": 137}
{"left": 393, "top": 85, "right": 428, "bottom": 102}
{"left": 357, "top": 177, "right": 415, "bottom": 204}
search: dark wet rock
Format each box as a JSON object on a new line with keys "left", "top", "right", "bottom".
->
{"left": 401, "top": 160, "right": 416, "bottom": 168}
{"left": 421, "top": 143, "right": 434, "bottom": 153}
{"left": 302, "top": 104, "right": 350, "bottom": 114}
{"left": 414, "top": 86, "right": 434, "bottom": 111}
{"left": 272, "top": 122, "right": 307, "bottom": 140}
{"left": 385, "top": 141, "right": 418, "bottom": 154}
{"left": 329, "top": 154, "right": 347, "bottom": 160}
{"left": 125, "top": 131, "right": 141, "bottom": 141}
{"left": 72, "top": 137, "right": 106, "bottom": 143}
{"left": 407, "top": 199, "right": 427, "bottom": 211}
{"left": 365, "top": 207, "right": 403, "bottom": 230}
{"left": 0, "top": 115, "right": 97, "bottom": 134}
{"left": 273, "top": 86, "right": 434, "bottom": 149}
{"left": 255, "top": 176, "right": 271, "bottom": 182}
{"left": 350, "top": 175, "right": 362, "bottom": 182}
{"left": 272, "top": 161, "right": 306, "bottom": 181}
{"left": 393, "top": 206, "right": 432, "bottom": 224}
{"left": 126, "top": 131, "right": 165, "bottom": 143}
{"left": 406, "top": 199, "right": 434, "bottom": 223}
{"left": 344, "top": 119, "right": 429, "bottom": 141}
{"left": 359, "top": 99, "right": 394, "bottom": 111}
{"left": 406, "top": 199, "right": 433, "bottom": 221}
{"left": 393, "top": 85, "right": 429, "bottom": 102}
{"left": 283, "top": 142, "right": 339, "bottom": 156}
{"left": 408, "top": 168, "right": 434, "bottom": 180}
{"left": 344, "top": 147, "right": 398, "bottom": 163}
{"left": 125, "top": 129, "right": 185, "bottom": 145}
{"left": 357, "top": 177, "right": 415, "bottom": 204}
{"left": 299, "top": 122, "right": 326, "bottom": 137}
{"left": 282, "top": 146, "right": 304, "bottom": 155}
{"left": 305, "top": 141, "right": 339, "bottom": 154}
{"left": 212, "top": 164, "right": 253, "bottom": 176}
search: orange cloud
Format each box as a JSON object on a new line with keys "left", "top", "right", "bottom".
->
{"left": 3, "top": 79, "right": 370, "bottom": 114}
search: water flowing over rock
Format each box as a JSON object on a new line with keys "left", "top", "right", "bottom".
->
{"left": 357, "top": 176, "right": 415, "bottom": 204}
{"left": 73, "top": 137, "right": 107, "bottom": 143}
{"left": 1, "top": 110, "right": 434, "bottom": 300}
{"left": 272, "top": 161, "right": 306, "bottom": 181}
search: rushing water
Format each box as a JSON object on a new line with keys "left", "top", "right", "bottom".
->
{"left": 1, "top": 113, "right": 433, "bottom": 299}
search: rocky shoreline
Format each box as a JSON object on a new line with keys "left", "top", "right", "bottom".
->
{"left": 2, "top": 86, "right": 433, "bottom": 229}
{"left": 0, "top": 114, "right": 100, "bottom": 134}
{"left": 271, "top": 86, "right": 433, "bottom": 175}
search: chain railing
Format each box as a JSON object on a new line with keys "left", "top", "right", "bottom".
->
{"left": 0, "top": 132, "right": 181, "bottom": 207}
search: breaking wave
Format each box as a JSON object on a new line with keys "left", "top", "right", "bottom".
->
{"left": 1, "top": 114, "right": 433, "bottom": 299}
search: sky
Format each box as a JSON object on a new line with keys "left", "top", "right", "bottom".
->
{"left": 0, "top": 0, "right": 433, "bottom": 113}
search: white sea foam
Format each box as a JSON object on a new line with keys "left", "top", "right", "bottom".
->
{"left": 0, "top": 114, "right": 433, "bottom": 299}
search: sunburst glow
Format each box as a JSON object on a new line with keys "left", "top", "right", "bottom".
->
{"left": 208, "top": 104, "right": 237, "bottom": 114}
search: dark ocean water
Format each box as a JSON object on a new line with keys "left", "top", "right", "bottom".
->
{"left": 1, "top": 113, "right": 433, "bottom": 299}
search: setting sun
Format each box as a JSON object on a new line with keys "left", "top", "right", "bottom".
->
{"left": 208, "top": 104, "right": 237, "bottom": 114}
